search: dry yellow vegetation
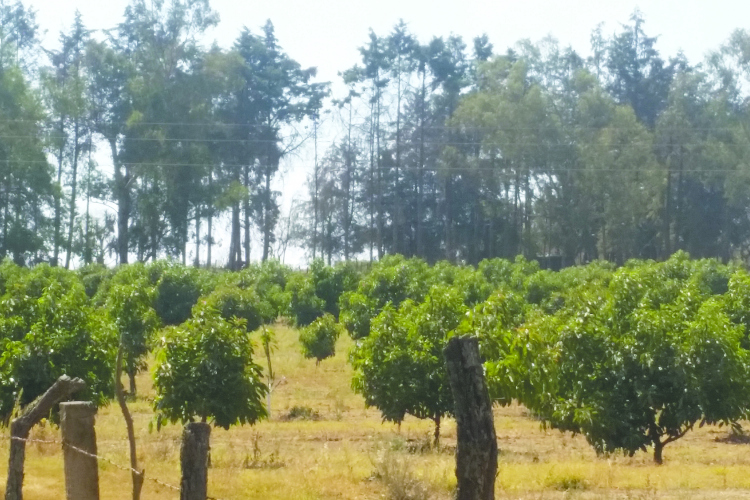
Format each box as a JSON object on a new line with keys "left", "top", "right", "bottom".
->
{"left": 3, "top": 324, "right": 750, "bottom": 499}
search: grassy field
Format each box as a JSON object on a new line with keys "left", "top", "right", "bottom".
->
{"left": 4, "top": 324, "right": 750, "bottom": 499}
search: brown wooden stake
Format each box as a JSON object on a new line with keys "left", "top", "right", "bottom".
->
{"left": 444, "top": 336, "right": 498, "bottom": 500}
{"left": 5, "top": 375, "right": 85, "bottom": 500}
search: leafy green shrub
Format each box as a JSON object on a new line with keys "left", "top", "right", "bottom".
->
{"left": 339, "top": 255, "right": 431, "bottom": 339}
{"left": 309, "top": 259, "right": 360, "bottom": 317}
{"left": 153, "top": 263, "right": 203, "bottom": 325}
{"left": 231, "top": 260, "right": 291, "bottom": 323}
{"left": 339, "top": 292, "right": 375, "bottom": 340}
{"left": 198, "top": 285, "right": 267, "bottom": 332}
{"left": 286, "top": 272, "right": 325, "bottom": 327}
{"left": 503, "top": 255, "right": 750, "bottom": 464}
{"left": 93, "top": 262, "right": 150, "bottom": 307}
{"left": 106, "top": 277, "right": 160, "bottom": 396}
{"left": 0, "top": 258, "right": 25, "bottom": 296}
{"left": 299, "top": 313, "right": 341, "bottom": 364}
{"left": 477, "top": 258, "right": 514, "bottom": 288}
{"left": 0, "top": 265, "right": 117, "bottom": 420}
{"left": 77, "top": 263, "right": 114, "bottom": 299}
{"left": 153, "top": 308, "right": 268, "bottom": 429}
{"left": 351, "top": 285, "right": 467, "bottom": 445}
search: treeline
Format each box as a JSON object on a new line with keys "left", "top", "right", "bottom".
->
{"left": 306, "top": 17, "right": 750, "bottom": 265}
{"left": 3, "top": 2, "right": 750, "bottom": 267}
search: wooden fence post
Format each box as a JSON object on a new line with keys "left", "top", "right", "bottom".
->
{"left": 60, "top": 402, "right": 99, "bottom": 500}
{"left": 180, "top": 422, "right": 211, "bottom": 500}
{"left": 444, "top": 336, "right": 498, "bottom": 500}
{"left": 5, "top": 375, "right": 86, "bottom": 500}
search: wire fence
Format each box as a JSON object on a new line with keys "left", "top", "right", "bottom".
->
{"left": 7, "top": 434, "right": 226, "bottom": 500}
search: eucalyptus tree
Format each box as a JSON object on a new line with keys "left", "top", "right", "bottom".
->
{"left": 0, "top": 0, "right": 39, "bottom": 73}
{"left": 428, "top": 35, "right": 469, "bottom": 261}
{"left": 42, "top": 11, "right": 92, "bottom": 268}
{"left": 87, "top": 0, "right": 218, "bottom": 265}
{"left": 218, "top": 21, "right": 327, "bottom": 265}
{"left": 604, "top": 10, "right": 674, "bottom": 128}
{"left": 359, "top": 30, "right": 390, "bottom": 258}
{"left": 0, "top": 2, "right": 49, "bottom": 265}
{"left": 385, "top": 21, "right": 418, "bottom": 255}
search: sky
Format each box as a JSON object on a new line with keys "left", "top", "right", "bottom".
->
{"left": 31, "top": 0, "right": 750, "bottom": 83}
{"left": 24, "top": 0, "right": 750, "bottom": 266}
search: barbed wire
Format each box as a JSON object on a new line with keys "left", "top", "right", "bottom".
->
{"left": 9, "top": 435, "right": 225, "bottom": 500}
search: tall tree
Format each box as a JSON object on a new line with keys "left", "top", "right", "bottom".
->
{"left": 42, "top": 11, "right": 92, "bottom": 268}
{"left": 220, "top": 21, "right": 327, "bottom": 265}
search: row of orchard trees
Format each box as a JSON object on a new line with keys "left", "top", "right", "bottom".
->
{"left": 340, "top": 252, "right": 750, "bottom": 464}
{"left": 0, "top": 255, "right": 367, "bottom": 431}
{"left": 4, "top": 252, "right": 750, "bottom": 467}
{"left": 9, "top": 0, "right": 750, "bottom": 268}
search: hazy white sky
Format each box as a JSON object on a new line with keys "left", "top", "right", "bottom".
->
{"left": 25, "top": 0, "right": 750, "bottom": 265}
{"left": 31, "top": 0, "right": 750, "bottom": 85}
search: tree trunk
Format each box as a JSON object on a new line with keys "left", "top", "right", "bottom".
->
{"left": 376, "top": 86, "right": 383, "bottom": 259}
{"left": 229, "top": 202, "right": 241, "bottom": 270}
{"left": 433, "top": 415, "right": 441, "bottom": 449}
{"left": 128, "top": 367, "right": 136, "bottom": 398}
{"left": 60, "top": 402, "right": 99, "bottom": 500}
{"left": 262, "top": 166, "right": 273, "bottom": 262}
{"left": 194, "top": 209, "right": 201, "bottom": 268}
{"left": 65, "top": 123, "right": 81, "bottom": 269}
{"left": 312, "top": 118, "right": 319, "bottom": 260}
{"left": 53, "top": 120, "right": 65, "bottom": 267}
{"left": 653, "top": 440, "right": 664, "bottom": 465}
{"left": 393, "top": 70, "right": 402, "bottom": 256}
{"left": 444, "top": 336, "right": 498, "bottom": 500}
{"left": 206, "top": 166, "right": 213, "bottom": 268}
{"left": 111, "top": 139, "right": 130, "bottom": 265}
{"left": 416, "top": 71, "right": 426, "bottom": 258}
{"left": 243, "top": 165, "right": 251, "bottom": 265}
{"left": 115, "top": 345, "right": 144, "bottom": 500}
{"left": 180, "top": 422, "right": 211, "bottom": 500}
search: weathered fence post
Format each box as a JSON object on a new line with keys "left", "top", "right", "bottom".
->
{"left": 60, "top": 402, "right": 99, "bottom": 500}
{"left": 5, "top": 375, "right": 86, "bottom": 500}
{"left": 180, "top": 422, "right": 211, "bottom": 500}
{"left": 444, "top": 336, "right": 498, "bottom": 500}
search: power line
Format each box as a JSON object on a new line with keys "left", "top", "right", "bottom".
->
{"left": 0, "top": 116, "right": 748, "bottom": 133}
{"left": 0, "top": 156, "right": 747, "bottom": 174}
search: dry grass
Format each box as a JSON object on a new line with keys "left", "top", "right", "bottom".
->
{"left": 3, "top": 324, "right": 750, "bottom": 499}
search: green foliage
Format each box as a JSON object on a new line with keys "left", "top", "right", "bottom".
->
{"left": 105, "top": 274, "right": 159, "bottom": 391}
{"left": 230, "top": 260, "right": 291, "bottom": 323}
{"left": 0, "top": 265, "right": 117, "bottom": 420}
{"left": 198, "top": 285, "right": 266, "bottom": 332}
{"left": 340, "top": 255, "right": 431, "bottom": 339}
{"left": 286, "top": 272, "right": 325, "bottom": 327}
{"left": 502, "top": 254, "right": 750, "bottom": 463}
{"left": 153, "top": 308, "right": 268, "bottom": 429}
{"left": 339, "top": 291, "right": 375, "bottom": 340}
{"left": 299, "top": 313, "right": 341, "bottom": 364}
{"left": 309, "top": 259, "right": 360, "bottom": 317}
{"left": 456, "top": 288, "right": 527, "bottom": 404}
{"left": 77, "top": 264, "right": 114, "bottom": 299}
{"left": 351, "top": 285, "right": 467, "bottom": 426}
{"left": 430, "top": 262, "right": 493, "bottom": 306}
{"left": 0, "top": 259, "right": 25, "bottom": 296}
{"left": 152, "top": 262, "right": 203, "bottom": 325}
